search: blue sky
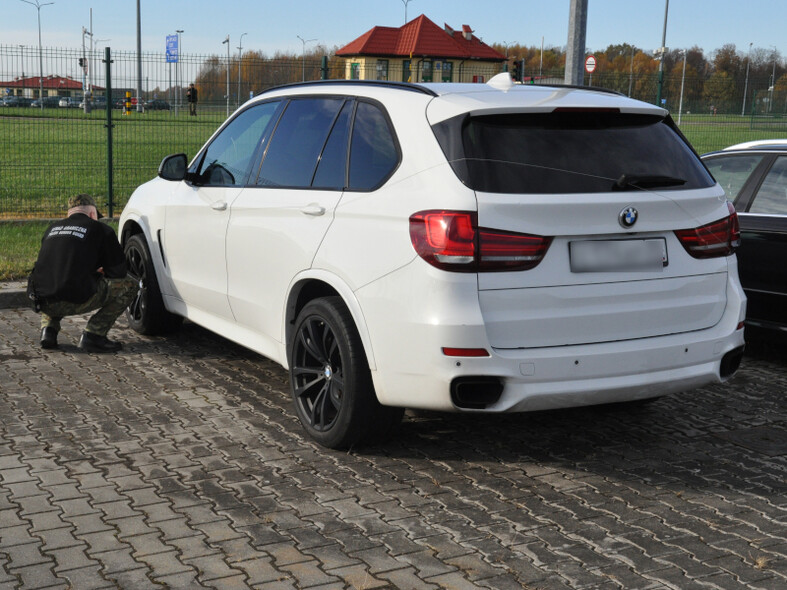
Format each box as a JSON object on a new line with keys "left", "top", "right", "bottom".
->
{"left": 4, "top": 0, "right": 786, "bottom": 59}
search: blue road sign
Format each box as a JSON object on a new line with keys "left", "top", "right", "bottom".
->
{"left": 166, "top": 35, "right": 179, "bottom": 63}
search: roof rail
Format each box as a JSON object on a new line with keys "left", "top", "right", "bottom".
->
{"left": 257, "top": 79, "right": 438, "bottom": 98}
{"left": 530, "top": 83, "right": 625, "bottom": 97}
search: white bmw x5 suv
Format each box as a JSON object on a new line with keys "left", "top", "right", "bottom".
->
{"left": 119, "top": 74, "right": 746, "bottom": 448}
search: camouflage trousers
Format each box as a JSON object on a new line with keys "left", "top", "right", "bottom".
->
{"left": 40, "top": 276, "right": 136, "bottom": 337}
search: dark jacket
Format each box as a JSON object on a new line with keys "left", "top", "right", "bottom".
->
{"left": 29, "top": 213, "right": 127, "bottom": 304}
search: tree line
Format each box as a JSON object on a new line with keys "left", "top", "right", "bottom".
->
{"left": 185, "top": 42, "right": 786, "bottom": 114}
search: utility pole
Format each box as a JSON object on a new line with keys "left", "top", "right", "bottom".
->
{"left": 742, "top": 42, "right": 752, "bottom": 116}
{"left": 222, "top": 35, "right": 230, "bottom": 116}
{"left": 20, "top": 0, "right": 54, "bottom": 109}
{"left": 136, "top": 0, "right": 143, "bottom": 112}
{"left": 655, "top": 0, "right": 669, "bottom": 107}
{"left": 237, "top": 32, "right": 247, "bottom": 107}
{"left": 564, "top": 0, "right": 588, "bottom": 86}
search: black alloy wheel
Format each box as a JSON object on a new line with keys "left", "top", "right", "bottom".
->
{"left": 124, "top": 234, "right": 182, "bottom": 335}
{"left": 290, "top": 297, "right": 402, "bottom": 449}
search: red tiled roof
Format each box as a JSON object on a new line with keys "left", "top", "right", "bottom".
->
{"left": 1, "top": 76, "right": 103, "bottom": 91}
{"left": 336, "top": 14, "right": 505, "bottom": 61}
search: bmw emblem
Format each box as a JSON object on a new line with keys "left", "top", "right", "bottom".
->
{"left": 619, "top": 206, "right": 638, "bottom": 229}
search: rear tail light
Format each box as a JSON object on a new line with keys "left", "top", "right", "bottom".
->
{"left": 409, "top": 210, "right": 552, "bottom": 272}
{"left": 674, "top": 202, "right": 740, "bottom": 259}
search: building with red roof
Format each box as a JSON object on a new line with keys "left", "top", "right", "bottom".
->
{"left": 2, "top": 75, "right": 104, "bottom": 99}
{"left": 335, "top": 14, "right": 506, "bottom": 83}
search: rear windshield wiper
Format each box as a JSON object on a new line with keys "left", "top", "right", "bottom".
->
{"left": 614, "top": 174, "right": 687, "bottom": 190}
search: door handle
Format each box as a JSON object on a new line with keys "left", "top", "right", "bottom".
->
{"left": 211, "top": 201, "right": 228, "bottom": 211}
{"left": 300, "top": 204, "right": 326, "bottom": 216}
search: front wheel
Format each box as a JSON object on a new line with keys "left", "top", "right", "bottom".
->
{"left": 289, "top": 297, "right": 402, "bottom": 449}
{"left": 124, "top": 234, "right": 182, "bottom": 335}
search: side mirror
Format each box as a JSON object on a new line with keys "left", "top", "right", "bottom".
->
{"left": 158, "top": 153, "right": 188, "bottom": 181}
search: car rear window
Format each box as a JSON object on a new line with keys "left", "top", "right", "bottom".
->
{"left": 432, "top": 111, "right": 715, "bottom": 194}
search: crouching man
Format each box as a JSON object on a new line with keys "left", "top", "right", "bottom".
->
{"left": 27, "top": 194, "right": 136, "bottom": 352}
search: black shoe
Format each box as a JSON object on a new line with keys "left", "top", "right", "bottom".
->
{"left": 78, "top": 331, "right": 122, "bottom": 353}
{"left": 40, "top": 327, "right": 58, "bottom": 349}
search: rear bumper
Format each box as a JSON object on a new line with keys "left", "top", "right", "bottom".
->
{"left": 359, "top": 262, "right": 746, "bottom": 412}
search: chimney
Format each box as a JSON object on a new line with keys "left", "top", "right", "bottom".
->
{"left": 462, "top": 25, "right": 473, "bottom": 41}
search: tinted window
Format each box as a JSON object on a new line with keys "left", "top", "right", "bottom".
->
{"left": 257, "top": 98, "right": 345, "bottom": 188}
{"left": 749, "top": 156, "right": 787, "bottom": 215}
{"left": 196, "top": 101, "right": 280, "bottom": 186}
{"left": 348, "top": 101, "right": 399, "bottom": 191}
{"left": 703, "top": 154, "right": 764, "bottom": 202}
{"left": 433, "top": 112, "right": 715, "bottom": 194}
{"left": 312, "top": 101, "right": 353, "bottom": 190}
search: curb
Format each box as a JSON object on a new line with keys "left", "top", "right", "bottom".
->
{"left": 0, "top": 282, "right": 29, "bottom": 310}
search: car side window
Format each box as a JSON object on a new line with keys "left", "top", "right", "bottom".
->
{"left": 195, "top": 101, "right": 280, "bottom": 186}
{"left": 311, "top": 100, "right": 353, "bottom": 190}
{"left": 256, "top": 98, "right": 346, "bottom": 188}
{"left": 348, "top": 101, "right": 399, "bottom": 191}
{"left": 748, "top": 156, "right": 787, "bottom": 215}
{"left": 703, "top": 154, "right": 764, "bottom": 202}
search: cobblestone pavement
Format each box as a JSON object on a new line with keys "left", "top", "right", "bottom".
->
{"left": 0, "top": 307, "right": 785, "bottom": 589}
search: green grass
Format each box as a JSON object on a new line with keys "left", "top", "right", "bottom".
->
{"left": 0, "top": 219, "right": 119, "bottom": 281}
{"left": 0, "top": 108, "right": 224, "bottom": 218}
{"left": 3, "top": 109, "right": 787, "bottom": 219}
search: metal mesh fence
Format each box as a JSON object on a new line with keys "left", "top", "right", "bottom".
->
{"left": 2, "top": 45, "right": 786, "bottom": 219}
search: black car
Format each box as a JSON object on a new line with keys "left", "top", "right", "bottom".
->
{"left": 145, "top": 99, "right": 171, "bottom": 111}
{"left": 702, "top": 141, "right": 787, "bottom": 335}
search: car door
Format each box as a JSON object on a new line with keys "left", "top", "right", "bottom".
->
{"left": 164, "top": 102, "right": 281, "bottom": 319}
{"left": 735, "top": 154, "right": 787, "bottom": 328}
{"left": 226, "top": 97, "right": 354, "bottom": 343}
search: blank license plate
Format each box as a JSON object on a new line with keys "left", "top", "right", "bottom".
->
{"left": 570, "top": 239, "right": 667, "bottom": 272}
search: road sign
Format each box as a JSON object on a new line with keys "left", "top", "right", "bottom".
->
{"left": 585, "top": 55, "right": 596, "bottom": 74}
{"left": 166, "top": 35, "right": 179, "bottom": 63}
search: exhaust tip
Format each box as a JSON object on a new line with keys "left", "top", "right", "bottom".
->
{"left": 451, "top": 377, "right": 503, "bottom": 409}
{"left": 720, "top": 346, "right": 745, "bottom": 380}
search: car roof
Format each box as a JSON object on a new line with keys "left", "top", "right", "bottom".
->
{"left": 253, "top": 74, "right": 667, "bottom": 124}
{"left": 721, "top": 139, "right": 787, "bottom": 151}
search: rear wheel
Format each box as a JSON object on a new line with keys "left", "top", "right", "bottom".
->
{"left": 289, "top": 297, "right": 403, "bottom": 449}
{"left": 124, "top": 234, "right": 182, "bottom": 335}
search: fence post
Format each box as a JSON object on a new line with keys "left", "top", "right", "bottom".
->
{"left": 104, "top": 47, "right": 114, "bottom": 218}
{"left": 321, "top": 56, "right": 328, "bottom": 80}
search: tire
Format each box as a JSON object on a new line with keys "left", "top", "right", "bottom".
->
{"left": 124, "top": 234, "right": 182, "bottom": 335}
{"left": 289, "top": 297, "right": 403, "bottom": 449}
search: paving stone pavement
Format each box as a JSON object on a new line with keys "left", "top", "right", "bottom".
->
{"left": 0, "top": 305, "right": 785, "bottom": 589}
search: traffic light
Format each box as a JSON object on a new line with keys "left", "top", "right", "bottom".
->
{"left": 512, "top": 60, "right": 521, "bottom": 83}
{"left": 78, "top": 58, "right": 85, "bottom": 67}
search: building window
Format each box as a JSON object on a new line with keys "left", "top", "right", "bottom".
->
{"left": 422, "top": 60, "right": 433, "bottom": 83}
{"left": 376, "top": 59, "right": 389, "bottom": 81}
{"left": 402, "top": 60, "right": 411, "bottom": 83}
{"left": 350, "top": 63, "right": 361, "bottom": 80}
{"left": 434, "top": 60, "right": 453, "bottom": 83}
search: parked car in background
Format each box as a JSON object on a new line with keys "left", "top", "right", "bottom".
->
{"left": 145, "top": 99, "right": 171, "bottom": 111}
{"left": 30, "top": 96, "right": 60, "bottom": 108}
{"left": 120, "top": 75, "right": 746, "bottom": 448}
{"left": 59, "top": 97, "right": 77, "bottom": 108}
{"left": 79, "top": 95, "right": 107, "bottom": 110}
{"left": 1, "top": 96, "right": 32, "bottom": 107}
{"left": 702, "top": 141, "right": 787, "bottom": 336}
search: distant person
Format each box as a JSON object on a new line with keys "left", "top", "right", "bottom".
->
{"left": 27, "top": 194, "right": 135, "bottom": 352}
{"left": 186, "top": 83, "right": 198, "bottom": 116}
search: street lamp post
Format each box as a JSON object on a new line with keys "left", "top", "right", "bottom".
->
{"left": 655, "top": 0, "right": 669, "bottom": 107}
{"left": 176, "top": 30, "right": 183, "bottom": 111}
{"left": 136, "top": 0, "right": 142, "bottom": 112}
{"left": 677, "top": 49, "right": 687, "bottom": 125}
{"left": 297, "top": 35, "right": 316, "bottom": 82}
{"left": 237, "top": 32, "right": 247, "bottom": 107}
{"left": 401, "top": 0, "right": 414, "bottom": 24}
{"left": 20, "top": 0, "right": 54, "bottom": 109}
{"left": 769, "top": 46, "right": 777, "bottom": 114}
{"left": 222, "top": 35, "right": 230, "bottom": 117}
{"left": 742, "top": 42, "right": 752, "bottom": 117}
